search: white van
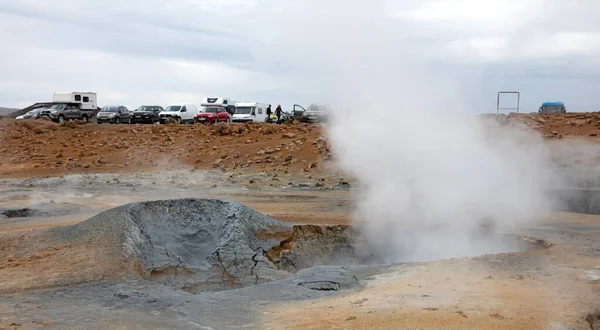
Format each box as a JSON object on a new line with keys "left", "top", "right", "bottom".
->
{"left": 158, "top": 103, "right": 198, "bottom": 124}
{"left": 233, "top": 102, "right": 268, "bottom": 122}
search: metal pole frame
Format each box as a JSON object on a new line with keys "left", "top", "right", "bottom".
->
{"left": 496, "top": 91, "right": 520, "bottom": 114}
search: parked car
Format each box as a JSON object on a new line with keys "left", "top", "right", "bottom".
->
{"left": 42, "top": 103, "right": 95, "bottom": 123}
{"left": 130, "top": 105, "right": 164, "bottom": 124}
{"left": 96, "top": 105, "right": 131, "bottom": 124}
{"left": 159, "top": 104, "right": 198, "bottom": 124}
{"left": 194, "top": 106, "right": 231, "bottom": 124}
{"left": 299, "top": 104, "right": 333, "bottom": 123}
{"left": 15, "top": 108, "right": 43, "bottom": 120}
{"left": 539, "top": 101, "right": 566, "bottom": 114}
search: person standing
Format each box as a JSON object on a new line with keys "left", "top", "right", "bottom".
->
{"left": 266, "top": 105, "right": 272, "bottom": 123}
{"left": 275, "top": 105, "right": 282, "bottom": 124}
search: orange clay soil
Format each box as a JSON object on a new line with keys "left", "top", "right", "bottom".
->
{"left": 0, "top": 120, "right": 332, "bottom": 178}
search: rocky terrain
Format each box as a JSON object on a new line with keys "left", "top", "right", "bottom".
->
{"left": 485, "top": 112, "right": 600, "bottom": 138}
{"left": 2, "top": 112, "right": 600, "bottom": 179}
{"left": 0, "top": 119, "right": 332, "bottom": 178}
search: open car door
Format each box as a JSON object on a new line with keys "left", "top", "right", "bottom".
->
{"left": 292, "top": 104, "right": 306, "bottom": 119}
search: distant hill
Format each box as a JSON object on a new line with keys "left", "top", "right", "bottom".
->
{"left": 0, "top": 107, "right": 18, "bottom": 115}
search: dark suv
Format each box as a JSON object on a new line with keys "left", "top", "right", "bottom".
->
{"left": 130, "top": 105, "right": 164, "bottom": 124}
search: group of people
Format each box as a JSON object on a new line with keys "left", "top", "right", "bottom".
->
{"left": 266, "top": 104, "right": 284, "bottom": 123}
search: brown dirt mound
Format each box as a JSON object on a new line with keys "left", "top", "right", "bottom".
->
{"left": 484, "top": 112, "right": 600, "bottom": 138}
{"left": 0, "top": 121, "right": 332, "bottom": 178}
{"left": 16, "top": 119, "right": 59, "bottom": 134}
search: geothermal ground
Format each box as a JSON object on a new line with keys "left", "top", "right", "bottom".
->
{"left": 0, "top": 114, "right": 600, "bottom": 329}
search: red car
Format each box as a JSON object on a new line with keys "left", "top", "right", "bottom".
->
{"left": 194, "top": 107, "right": 231, "bottom": 124}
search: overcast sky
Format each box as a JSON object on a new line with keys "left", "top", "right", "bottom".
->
{"left": 0, "top": 0, "right": 599, "bottom": 112}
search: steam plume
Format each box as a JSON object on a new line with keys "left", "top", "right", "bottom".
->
{"left": 271, "top": 0, "right": 557, "bottom": 262}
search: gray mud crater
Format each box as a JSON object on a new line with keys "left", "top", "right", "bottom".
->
{"left": 49, "top": 198, "right": 373, "bottom": 294}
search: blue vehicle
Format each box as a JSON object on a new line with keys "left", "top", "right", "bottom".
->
{"left": 539, "top": 101, "right": 566, "bottom": 114}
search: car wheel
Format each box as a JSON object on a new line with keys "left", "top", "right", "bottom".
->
{"left": 81, "top": 115, "right": 88, "bottom": 123}
{"left": 176, "top": 117, "right": 181, "bottom": 124}
{"left": 58, "top": 115, "right": 65, "bottom": 123}
{"left": 113, "top": 117, "right": 119, "bottom": 124}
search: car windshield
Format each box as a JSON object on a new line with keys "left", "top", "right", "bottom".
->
{"left": 28, "top": 109, "right": 41, "bottom": 115}
{"left": 203, "top": 107, "right": 220, "bottom": 113}
{"left": 164, "top": 106, "right": 182, "bottom": 112}
{"left": 49, "top": 104, "right": 65, "bottom": 110}
{"left": 235, "top": 107, "right": 253, "bottom": 115}
{"left": 101, "top": 106, "right": 119, "bottom": 112}
{"left": 138, "top": 106, "right": 159, "bottom": 112}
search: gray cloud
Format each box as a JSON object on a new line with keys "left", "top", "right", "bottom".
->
{"left": 0, "top": 0, "right": 598, "bottom": 111}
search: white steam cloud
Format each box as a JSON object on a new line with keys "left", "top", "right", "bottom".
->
{"left": 329, "top": 107, "right": 553, "bottom": 262}
{"left": 270, "top": 0, "right": 561, "bottom": 262}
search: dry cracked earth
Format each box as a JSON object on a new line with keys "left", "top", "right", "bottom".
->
{"left": 0, "top": 114, "right": 599, "bottom": 329}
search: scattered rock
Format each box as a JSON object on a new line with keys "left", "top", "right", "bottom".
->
{"left": 351, "top": 298, "right": 368, "bottom": 305}
{"left": 212, "top": 159, "right": 223, "bottom": 168}
{"left": 489, "top": 312, "right": 505, "bottom": 319}
{"left": 114, "top": 292, "right": 130, "bottom": 299}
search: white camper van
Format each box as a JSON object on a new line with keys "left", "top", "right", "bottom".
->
{"left": 52, "top": 92, "right": 97, "bottom": 110}
{"left": 233, "top": 102, "right": 268, "bottom": 122}
{"left": 201, "top": 97, "right": 236, "bottom": 116}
